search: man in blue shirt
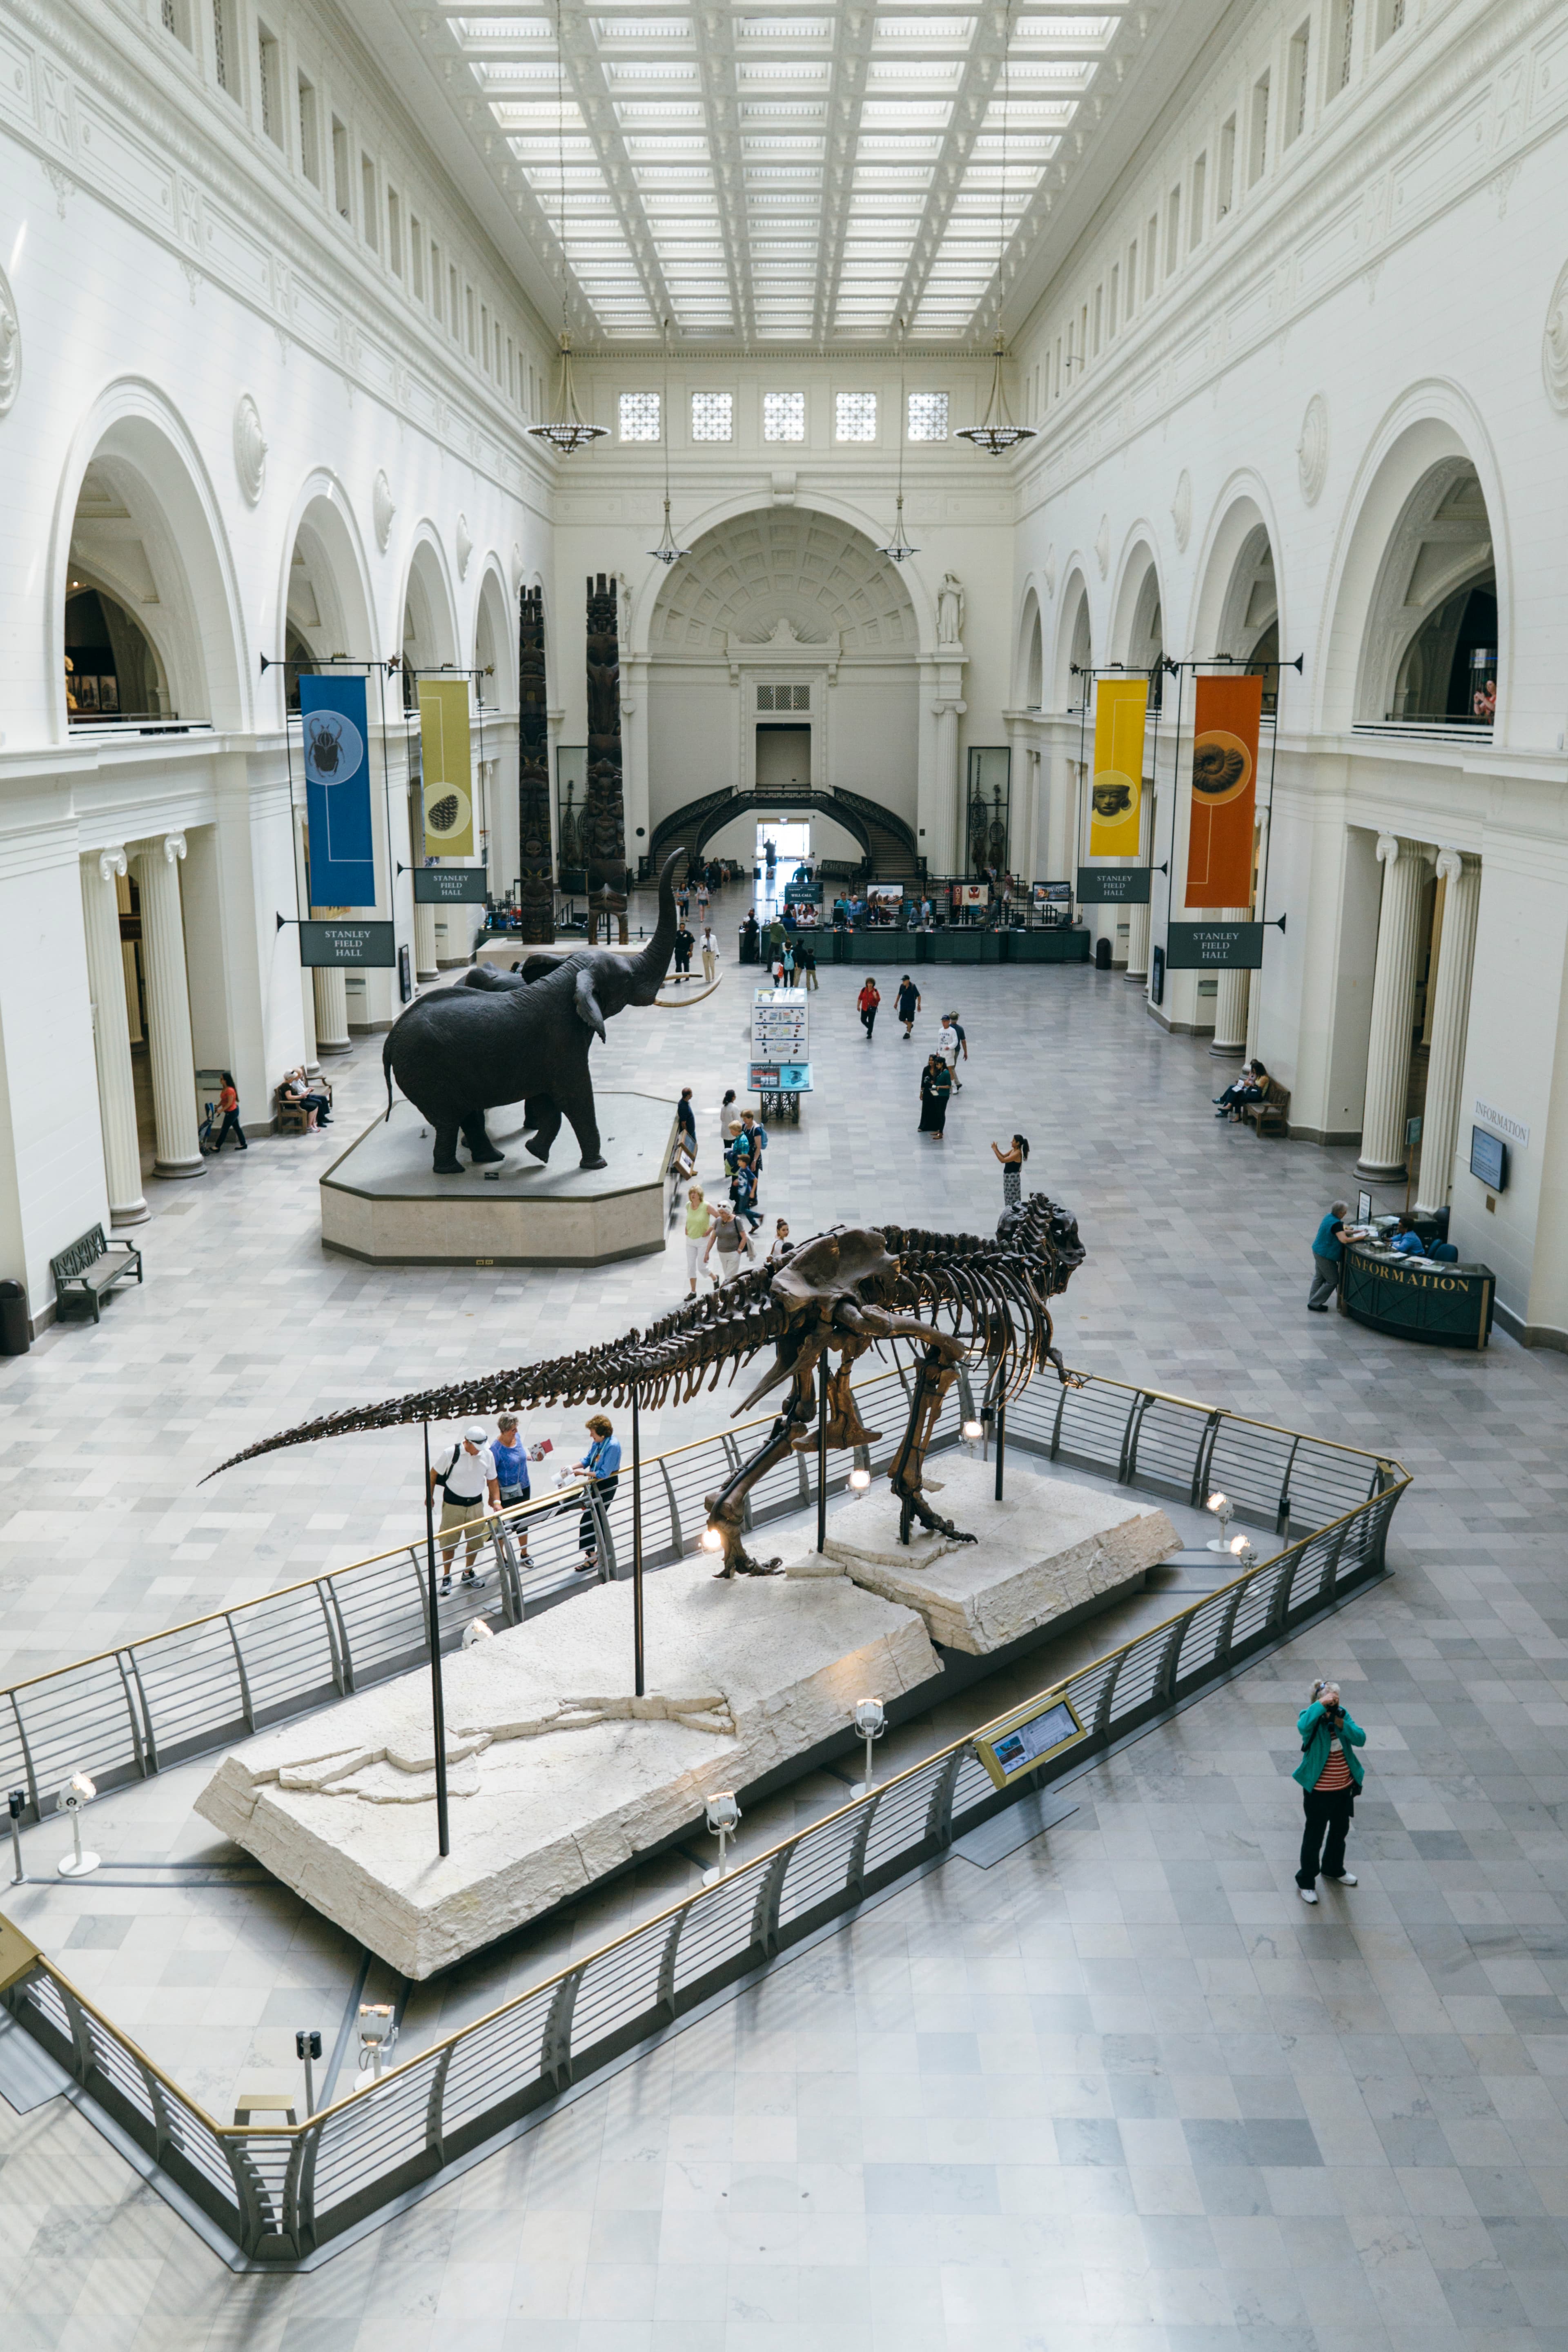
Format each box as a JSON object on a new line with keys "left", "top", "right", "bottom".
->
{"left": 1390, "top": 1216, "right": 1425, "bottom": 1256}
{"left": 1308, "top": 1200, "right": 1350, "bottom": 1312}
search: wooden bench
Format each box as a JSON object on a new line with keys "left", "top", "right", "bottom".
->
{"left": 51, "top": 1225, "right": 143, "bottom": 1323}
{"left": 274, "top": 1074, "right": 333, "bottom": 1136}
{"left": 1238, "top": 1077, "right": 1290, "bottom": 1136}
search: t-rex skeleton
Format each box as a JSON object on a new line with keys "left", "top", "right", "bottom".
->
{"left": 210, "top": 1192, "right": 1085, "bottom": 1577}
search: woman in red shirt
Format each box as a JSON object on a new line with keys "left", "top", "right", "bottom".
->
{"left": 213, "top": 1073, "right": 247, "bottom": 1154}
{"left": 857, "top": 978, "right": 880, "bottom": 1040}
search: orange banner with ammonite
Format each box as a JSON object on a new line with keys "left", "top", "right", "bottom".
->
{"left": 1184, "top": 671, "right": 1261, "bottom": 909}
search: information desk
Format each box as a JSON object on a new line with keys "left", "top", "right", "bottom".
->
{"left": 1340, "top": 1241, "right": 1495, "bottom": 1349}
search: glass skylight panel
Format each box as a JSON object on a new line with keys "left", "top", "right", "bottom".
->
{"left": 906, "top": 391, "right": 949, "bottom": 439}
{"left": 875, "top": 15, "right": 974, "bottom": 36}
{"left": 762, "top": 390, "right": 807, "bottom": 440}
{"left": 737, "top": 16, "right": 833, "bottom": 33}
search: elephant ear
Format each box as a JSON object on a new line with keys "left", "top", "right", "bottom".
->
{"left": 574, "top": 965, "right": 607, "bottom": 1040}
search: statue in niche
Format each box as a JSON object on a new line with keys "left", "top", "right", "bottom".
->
{"left": 938, "top": 574, "right": 965, "bottom": 648}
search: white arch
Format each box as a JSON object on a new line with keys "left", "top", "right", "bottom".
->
{"left": 473, "top": 558, "right": 517, "bottom": 708}
{"left": 271, "top": 469, "right": 378, "bottom": 723}
{"left": 47, "top": 377, "right": 250, "bottom": 742}
{"left": 1314, "top": 381, "right": 1509, "bottom": 736}
{"left": 627, "top": 488, "right": 939, "bottom": 657}
{"left": 1052, "top": 566, "right": 1093, "bottom": 709}
{"left": 1109, "top": 532, "right": 1164, "bottom": 665}
{"left": 400, "top": 526, "right": 460, "bottom": 681}
{"left": 1015, "top": 582, "right": 1044, "bottom": 708}
{"left": 1188, "top": 472, "right": 1287, "bottom": 669}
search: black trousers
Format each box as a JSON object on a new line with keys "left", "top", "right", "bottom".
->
{"left": 215, "top": 1111, "right": 247, "bottom": 1151}
{"left": 579, "top": 1475, "right": 618, "bottom": 1556}
{"left": 861, "top": 1007, "right": 877, "bottom": 1036}
{"left": 1297, "top": 1788, "right": 1355, "bottom": 1886}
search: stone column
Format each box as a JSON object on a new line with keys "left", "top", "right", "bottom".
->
{"left": 413, "top": 897, "right": 438, "bottom": 981}
{"left": 933, "top": 700, "right": 960, "bottom": 873}
{"left": 1209, "top": 911, "right": 1250, "bottom": 1056}
{"left": 311, "top": 922, "right": 352, "bottom": 1056}
{"left": 1245, "top": 810, "right": 1269, "bottom": 1065}
{"left": 1414, "top": 848, "right": 1481, "bottom": 1214}
{"left": 1356, "top": 831, "right": 1431, "bottom": 1180}
{"left": 1126, "top": 784, "right": 1154, "bottom": 981}
{"left": 133, "top": 832, "right": 204, "bottom": 1179}
{"left": 116, "top": 866, "right": 143, "bottom": 1043}
{"left": 80, "top": 847, "right": 148, "bottom": 1226}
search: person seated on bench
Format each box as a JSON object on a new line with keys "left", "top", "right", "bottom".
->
{"left": 281, "top": 1069, "right": 334, "bottom": 1130}
{"left": 1214, "top": 1060, "right": 1267, "bottom": 1120}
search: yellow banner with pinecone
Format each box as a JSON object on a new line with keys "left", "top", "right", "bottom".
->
{"left": 418, "top": 677, "right": 474, "bottom": 858}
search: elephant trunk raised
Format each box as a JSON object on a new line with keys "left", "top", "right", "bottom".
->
{"left": 382, "top": 851, "right": 679, "bottom": 1175}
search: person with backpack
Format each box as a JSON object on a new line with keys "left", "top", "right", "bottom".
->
{"left": 430, "top": 1423, "right": 499, "bottom": 1595}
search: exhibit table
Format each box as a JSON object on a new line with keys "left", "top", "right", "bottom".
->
{"left": 1340, "top": 1240, "right": 1496, "bottom": 1348}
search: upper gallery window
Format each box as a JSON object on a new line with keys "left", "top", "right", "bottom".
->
{"left": 619, "top": 392, "right": 662, "bottom": 441}
{"left": 835, "top": 392, "right": 877, "bottom": 442}
{"left": 691, "top": 392, "right": 734, "bottom": 441}
{"left": 763, "top": 391, "right": 806, "bottom": 442}
{"left": 907, "top": 392, "right": 948, "bottom": 441}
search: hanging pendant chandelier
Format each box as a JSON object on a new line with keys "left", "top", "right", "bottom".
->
{"left": 647, "top": 320, "right": 688, "bottom": 564}
{"left": 956, "top": 333, "right": 1034, "bottom": 457}
{"left": 955, "top": 4, "right": 1035, "bottom": 461}
{"left": 877, "top": 320, "right": 920, "bottom": 561}
{"left": 527, "top": 0, "right": 606, "bottom": 459}
{"left": 532, "top": 331, "right": 606, "bottom": 456}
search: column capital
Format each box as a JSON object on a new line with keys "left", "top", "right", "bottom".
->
{"left": 1375, "top": 831, "right": 1401, "bottom": 866}
{"left": 96, "top": 845, "right": 128, "bottom": 883}
{"left": 1435, "top": 845, "right": 1477, "bottom": 884}
{"left": 163, "top": 832, "right": 187, "bottom": 864}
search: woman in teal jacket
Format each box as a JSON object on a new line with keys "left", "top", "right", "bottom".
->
{"left": 1293, "top": 1678, "right": 1365, "bottom": 1902}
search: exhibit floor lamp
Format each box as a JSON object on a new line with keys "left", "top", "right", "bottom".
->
{"left": 56, "top": 1773, "right": 99, "bottom": 1880}
{"left": 421, "top": 1422, "right": 452, "bottom": 1858}
{"left": 632, "top": 1381, "right": 645, "bottom": 1699}
{"left": 358, "top": 2004, "right": 398, "bottom": 2082}
{"left": 703, "top": 1791, "right": 740, "bottom": 1885}
{"left": 1205, "top": 1491, "right": 1236, "bottom": 1553}
{"left": 816, "top": 1364, "right": 829, "bottom": 1552}
{"left": 851, "top": 1698, "right": 886, "bottom": 1797}
{"left": 8, "top": 1787, "right": 23, "bottom": 1885}
{"left": 296, "top": 2028, "right": 322, "bottom": 2117}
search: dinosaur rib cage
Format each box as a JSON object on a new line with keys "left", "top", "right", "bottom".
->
{"left": 207, "top": 1194, "right": 1084, "bottom": 1477}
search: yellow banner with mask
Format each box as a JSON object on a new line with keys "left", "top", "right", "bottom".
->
{"left": 1087, "top": 676, "right": 1147, "bottom": 858}
{"left": 418, "top": 677, "right": 474, "bottom": 858}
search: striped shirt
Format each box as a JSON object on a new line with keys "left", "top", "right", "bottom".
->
{"left": 1314, "top": 1739, "right": 1354, "bottom": 1793}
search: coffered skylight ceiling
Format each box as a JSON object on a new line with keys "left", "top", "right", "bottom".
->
{"left": 418, "top": 1, "right": 1136, "bottom": 343}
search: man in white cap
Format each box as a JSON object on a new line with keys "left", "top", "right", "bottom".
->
{"left": 430, "top": 1423, "right": 499, "bottom": 1594}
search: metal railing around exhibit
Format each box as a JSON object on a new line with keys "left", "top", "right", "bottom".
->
{"left": 0, "top": 1372, "right": 1408, "bottom": 2267}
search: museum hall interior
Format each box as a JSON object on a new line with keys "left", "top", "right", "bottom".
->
{"left": 3, "top": 0, "right": 1568, "bottom": 2343}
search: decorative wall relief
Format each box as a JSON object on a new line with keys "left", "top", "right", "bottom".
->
{"left": 1171, "top": 470, "right": 1192, "bottom": 552}
{"left": 373, "top": 469, "right": 396, "bottom": 553}
{"left": 1095, "top": 515, "right": 1109, "bottom": 579}
{"left": 517, "top": 586, "right": 554, "bottom": 941}
{"left": 0, "top": 266, "right": 20, "bottom": 417}
{"left": 584, "top": 573, "right": 625, "bottom": 884}
{"left": 1544, "top": 259, "right": 1568, "bottom": 412}
{"left": 456, "top": 514, "right": 472, "bottom": 579}
{"left": 232, "top": 394, "right": 267, "bottom": 504}
{"left": 1297, "top": 393, "right": 1329, "bottom": 504}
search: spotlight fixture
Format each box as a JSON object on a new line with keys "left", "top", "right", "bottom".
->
{"left": 647, "top": 319, "right": 689, "bottom": 566}
{"left": 851, "top": 1696, "right": 886, "bottom": 1796}
{"left": 7, "top": 1787, "right": 24, "bottom": 1887}
{"left": 700, "top": 1523, "right": 724, "bottom": 1552}
{"left": 1227, "top": 1532, "right": 1254, "bottom": 1562}
{"left": 357, "top": 2002, "right": 398, "bottom": 2082}
{"left": 528, "top": 0, "right": 607, "bottom": 459}
{"left": 1205, "top": 1491, "right": 1236, "bottom": 1553}
{"left": 955, "top": 9, "right": 1036, "bottom": 460}
{"left": 848, "top": 1442, "right": 873, "bottom": 1494}
{"left": 702, "top": 1789, "right": 741, "bottom": 1883}
{"left": 962, "top": 1417, "right": 984, "bottom": 1444}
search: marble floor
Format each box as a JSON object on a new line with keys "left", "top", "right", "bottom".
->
{"left": 4, "top": 895, "right": 1568, "bottom": 2349}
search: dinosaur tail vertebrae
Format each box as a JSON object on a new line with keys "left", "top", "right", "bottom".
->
{"left": 203, "top": 1192, "right": 1083, "bottom": 1481}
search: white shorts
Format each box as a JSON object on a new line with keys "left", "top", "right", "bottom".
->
{"left": 715, "top": 1251, "right": 741, "bottom": 1283}
{"left": 685, "top": 1236, "right": 705, "bottom": 1277}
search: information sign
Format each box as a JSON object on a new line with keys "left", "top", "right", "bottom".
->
{"left": 1076, "top": 866, "right": 1151, "bottom": 905}
{"left": 1164, "top": 920, "right": 1265, "bottom": 969}
{"left": 973, "top": 1693, "right": 1086, "bottom": 1790}
{"left": 414, "top": 867, "right": 489, "bottom": 904}
{"left": 751, "top": 987, "right": 811, "bottom": 1098}
{"left": 749, "top": 1064, "right": 812, "bottom": 1092}
{"left": 298, "top": 920, "right": 397, "bottom": 968}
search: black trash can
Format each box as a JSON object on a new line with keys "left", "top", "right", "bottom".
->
{"left": 0, "top": 1278, "right": 29, "bottom": 1356}
{"left": 1094, "top": 935, "right": 1113, "bottom": 971}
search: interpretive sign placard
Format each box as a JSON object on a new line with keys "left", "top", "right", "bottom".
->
{"left": 299, "top": 920, "right": 396, "bottom": 968}
{"left": 413, "top": 867, "right": 488, "bottom": 904}
{"left": 973, "top": 1692, "right": 1085, "bottom": 1790}
{"left": 749, "top": 1064, "right": 812, "bottom": 1092}
{"left": 1076, "top": 866, "right": 1151, "bottom": 905}
{"left": 1165, "top": 920, "right": 1265, "bottom": 969}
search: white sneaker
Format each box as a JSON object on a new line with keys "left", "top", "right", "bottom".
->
{"left": 1298, "top": 1886, "right": 1318, "bottom": 1904}
{"left": 1325, "top": 1871, "right": 1357, "bottom": 1886}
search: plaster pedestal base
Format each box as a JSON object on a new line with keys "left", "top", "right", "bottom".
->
{"left": 781, "top": 1454, "right": 1176, "bottom": 1654}
{"left": 319, "top": 1091, "right": 675, "bottom": 1265}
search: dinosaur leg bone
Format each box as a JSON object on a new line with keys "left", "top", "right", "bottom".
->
{"left": 887, "top": 1342, "right": 976, "bottom": 1552}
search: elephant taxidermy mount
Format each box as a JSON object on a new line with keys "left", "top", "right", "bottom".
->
{"left": 383, "top": 850, "right": 679, "bottom": 1175}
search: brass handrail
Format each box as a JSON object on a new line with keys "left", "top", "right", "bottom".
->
{"left": 0, "top": 1367, "right": 1394, "bottom": 1702}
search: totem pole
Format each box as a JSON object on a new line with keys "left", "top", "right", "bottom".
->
{"left": 584, "top": 573, "right": 626, "bottom": 889}
{"left": 517, "top": 586, "right": 554, "bottom": 943}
